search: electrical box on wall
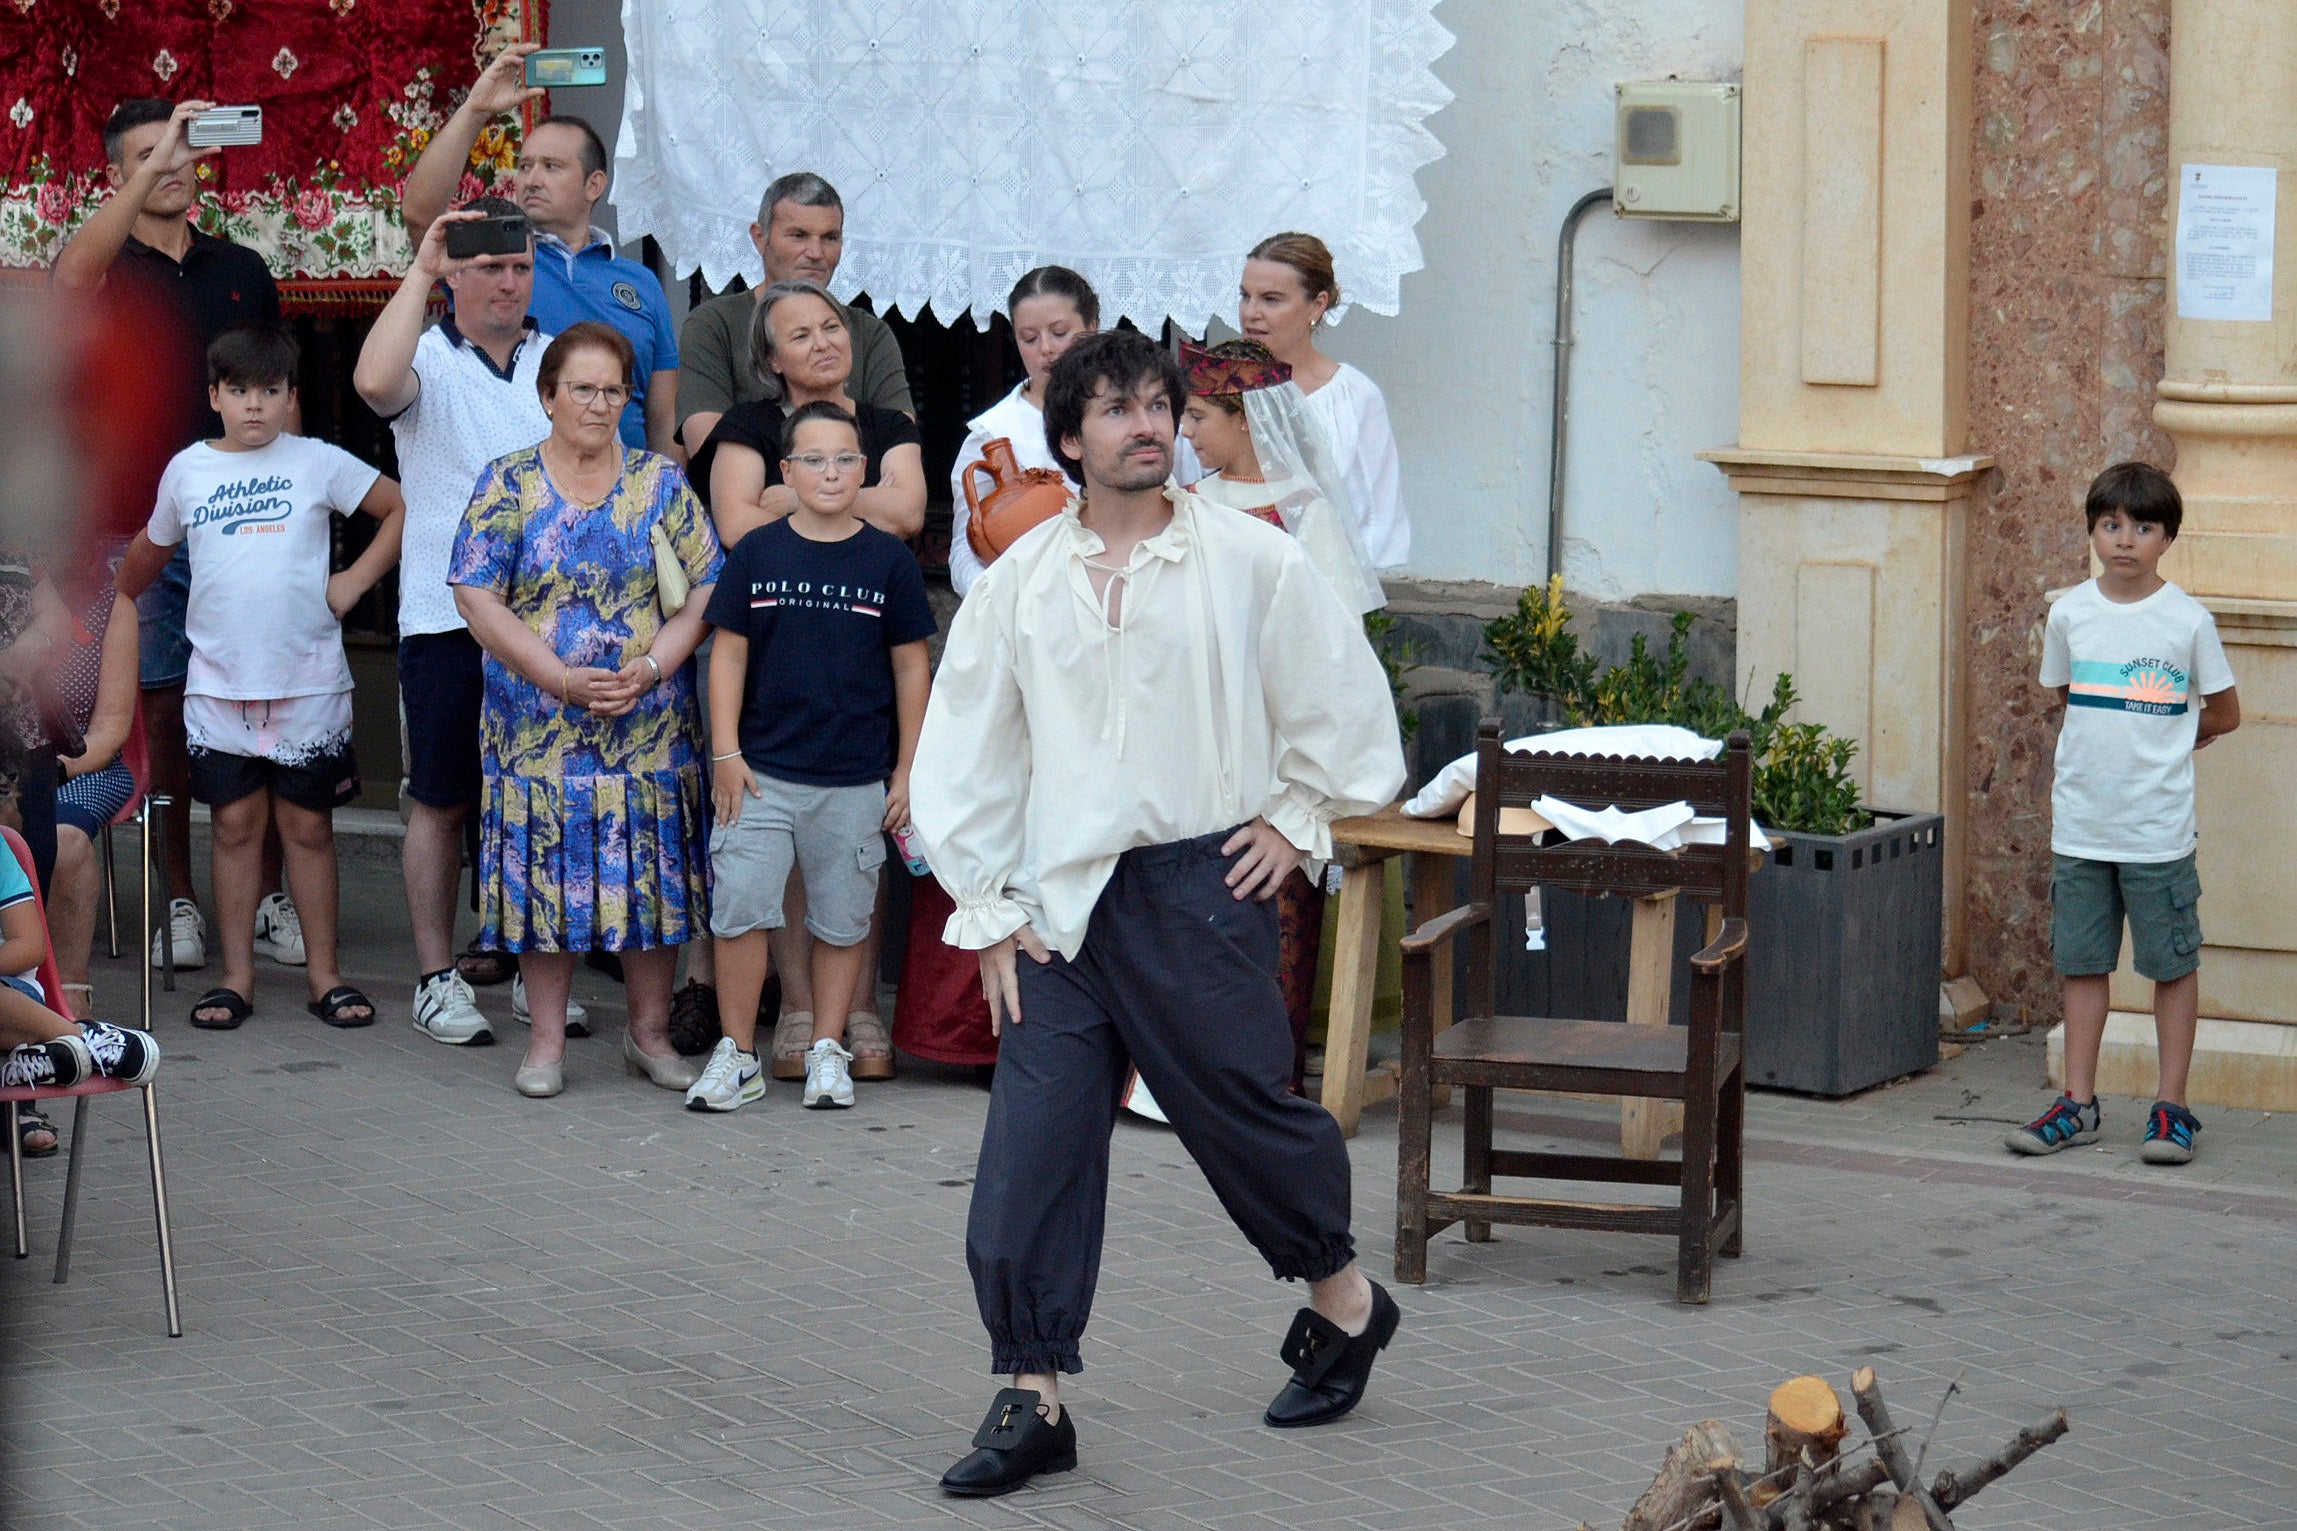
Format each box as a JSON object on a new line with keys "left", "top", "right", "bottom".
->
{"left": 1614, "top": 81, "right": 1742, "bottom": 221}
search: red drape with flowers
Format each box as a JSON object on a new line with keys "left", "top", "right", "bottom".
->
{"left": 1, "top": 0, "right": 543, "bottom": 309}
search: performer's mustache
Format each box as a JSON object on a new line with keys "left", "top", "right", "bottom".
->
{"left": 1123, "top": 437, "right": 1167, "bottom": 457}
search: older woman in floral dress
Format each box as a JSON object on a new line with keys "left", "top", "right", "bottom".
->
{"left": 451, "top": 322, "right": 722, "bottom": 1099}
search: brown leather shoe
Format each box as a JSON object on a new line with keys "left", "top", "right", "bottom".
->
{"left": 770, "top": 1011, "right": 814, "bottom": 1080}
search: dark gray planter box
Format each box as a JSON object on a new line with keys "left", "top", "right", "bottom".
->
{"left": 1482, "top": 809, "right": 1944, "bottom": 1097}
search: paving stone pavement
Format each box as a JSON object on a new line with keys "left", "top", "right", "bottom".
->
{"left": 1, "top": 861, "right": 2292, "bottom": 1529}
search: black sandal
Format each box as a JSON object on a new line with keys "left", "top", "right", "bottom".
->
{"left": 455, "top": 941, "right": 517, "bottom": 987}
{"left": 16, "top": 1107, "right": 58, "bottom": 1158}
{"left": 307, "top": 985, "right": 376, "bottom": 1029}
{"left": 190, "top": 987, "right": 252, "bottom": 1030}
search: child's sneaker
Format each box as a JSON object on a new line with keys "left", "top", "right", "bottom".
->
{"left": 2005, "top": 1093, "right": 2101, "bottom": 1155}
{"left": 2, "top": 1034, "right": 93, "bottom": 1090}
{"left": 75, "top": 1021, "right": 160, "bottom": 1085}
{"left": 148, "top": 898, "right": 207, "bottom": 971}
{"left": 413, "top": 970, "right": 492, "bottom": 1046}
{"left": 2140, "top": 1100, "right": 2201, "bottom": 1165}
{"left": 802, "top": 1036, "right": 855, "bottom": 1109}
{"left": 253, "top": 892, "right": 306, "bottom": 966}
{"left": 686, "top": 1036, "right": 765, "bottom": 1113}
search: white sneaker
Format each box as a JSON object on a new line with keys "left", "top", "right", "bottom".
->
{"left": 802, "top": 1036, "right": 855, "bottom": 1109}
{"left": 685, "top": 1036, "right": 765, "bottom": 1112}
{"left": 413, "top": 970, "right": 492, "bottom": 1046}
{"left": 511, "top": 972, "right": 590, "bottom": 1038}
{"left": 253, "top": 892, "right": 306, "bottom": 966}
{"left": 148, "top": 898, "right": 207, "bottom": 971}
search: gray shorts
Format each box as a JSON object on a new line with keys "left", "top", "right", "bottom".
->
{"left": 709, "top": 774, "right": 887, "bottom": 946}
{"left": 2050, "top": 852, "right": 2203, "bottom": 982}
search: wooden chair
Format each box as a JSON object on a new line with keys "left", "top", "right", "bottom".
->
{"left": 1395, "top": 724, "right": 1752, "bottom": 1303}
{"left": 1, "top": 826, "right": 182, "bottom": 1337}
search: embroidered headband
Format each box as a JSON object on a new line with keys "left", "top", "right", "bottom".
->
{"left": 1180, "top": 339, "right": 1293, "bottom": 397}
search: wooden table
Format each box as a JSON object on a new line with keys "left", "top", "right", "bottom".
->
{"left": 1321, "top": 802, "right": 1705, "bottom": 1151}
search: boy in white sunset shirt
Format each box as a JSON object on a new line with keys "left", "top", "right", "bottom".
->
{"left": 120, "top": 324, "right": 404, "bottom": 1034}
{"left": 2009, "top": 462, "right": 2239, "bottom": 1166}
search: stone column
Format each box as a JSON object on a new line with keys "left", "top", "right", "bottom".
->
{"left": 2093, "top": 0, "right": 2297, "bottom": 1106}
{"left": 1704, "top": 0, "right": 1988, "bottom": 974}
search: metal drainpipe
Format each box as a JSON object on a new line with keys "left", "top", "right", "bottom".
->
{"left": 1547, "top": 188, "right": 1615, "bottom": 585}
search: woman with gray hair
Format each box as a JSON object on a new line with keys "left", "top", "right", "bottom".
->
{"left": 696, "top": 281, "right": 925, "bottom": 547}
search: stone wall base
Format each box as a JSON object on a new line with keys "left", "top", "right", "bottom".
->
{"left": 2048, "top": 1013, "right": 2297, "bottom": 1112}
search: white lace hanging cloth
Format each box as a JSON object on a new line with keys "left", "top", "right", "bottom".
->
{"left": 609, "top": 2, "right": 1455, "bottom": 330}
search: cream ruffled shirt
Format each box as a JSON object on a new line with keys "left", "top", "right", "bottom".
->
{"left": 911, "top": 487, "right": 1406, "bottom": 959}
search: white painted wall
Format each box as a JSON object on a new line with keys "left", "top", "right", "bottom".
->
{"left": 1324, "top": 0, "right": 1744, "bottom": 598}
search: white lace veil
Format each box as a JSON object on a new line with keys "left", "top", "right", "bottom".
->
{"left": 1240, "top": 380, "right": 1387, "bottom": 614}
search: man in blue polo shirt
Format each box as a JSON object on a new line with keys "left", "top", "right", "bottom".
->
{"left": 402, "top": 46, "right": 679, "bottom": 456}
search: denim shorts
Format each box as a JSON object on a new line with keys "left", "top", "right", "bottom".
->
{"left": 708, "top": 774, "right": 886, "bottom": 946}
{"left": 135, "top": 545, "right": 192, "bottom": 690}
{"left": 2050, "top": 852, "right": 2203, "bottom": 982}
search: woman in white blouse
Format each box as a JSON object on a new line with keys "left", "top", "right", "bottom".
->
{"left": 1238, "top": 232, "right": 1409, "bottom": 569}
{"left": 946, "top": 267, "right": 1098, "bottom": 598}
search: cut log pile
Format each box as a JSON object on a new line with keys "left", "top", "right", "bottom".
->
{"left": 1598, "top": 1368, "right": 2069, "bottom": 1531}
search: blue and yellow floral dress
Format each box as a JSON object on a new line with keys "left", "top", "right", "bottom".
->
{"left": 448, "top": 447, "right": 723, "bottom": 953}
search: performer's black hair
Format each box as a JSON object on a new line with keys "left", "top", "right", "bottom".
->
{"left": 1041, "top": 329, "right": 1184, "bottom": 482}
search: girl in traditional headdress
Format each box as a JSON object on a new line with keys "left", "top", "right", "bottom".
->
{"left": 1179, "top": 338, "right": 1385, "bottom": 1093}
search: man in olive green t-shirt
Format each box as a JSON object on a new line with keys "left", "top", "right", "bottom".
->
{"left": 677, "top": 171, "right": 914, "bottom": 454}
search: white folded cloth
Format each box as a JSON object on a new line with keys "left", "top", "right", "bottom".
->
{"left": 1401, "top": 724, "right": 1722, "bottom": 819}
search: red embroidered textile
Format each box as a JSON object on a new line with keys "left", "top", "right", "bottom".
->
{"left": 1, "top": 0, "right": 543, "bottom": 301}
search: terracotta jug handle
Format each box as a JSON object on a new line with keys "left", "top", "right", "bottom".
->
{"left": 961, "top": 458, "right": 994, "bottom": 517}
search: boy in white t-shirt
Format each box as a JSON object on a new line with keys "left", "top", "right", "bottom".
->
{"left": 2009, "top": 463, "right": 2240, "bottom": 1166}
{"left": 119, "top": 325, "right": 404, "bottom": 1033}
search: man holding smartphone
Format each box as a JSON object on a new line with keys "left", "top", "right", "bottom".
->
{"left": 53, "top": 99, "right": 286, "bottom": 974}
{"left": 354, "top": 199, "right": 554, "bottom": 1049}
{"left": 401, "top": 44, "right": 680, "bottom": 461}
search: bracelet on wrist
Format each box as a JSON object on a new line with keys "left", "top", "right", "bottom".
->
{"left": 642, "top": 653, "right": 662, "bottom": 684}
{"left": 559, "top": 667, "right": 571, "bottom": 705}
{"left": 710, "top": 749, "right": 743, "bottom": 763}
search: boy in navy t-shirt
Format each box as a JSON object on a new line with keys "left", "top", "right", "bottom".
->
{"left": 691, "top": 401, "right": 935, "bottom": 1113}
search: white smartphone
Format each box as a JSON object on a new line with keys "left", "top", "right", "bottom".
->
{"left": 186, "top": 106, "right": 263, "bottom": 148}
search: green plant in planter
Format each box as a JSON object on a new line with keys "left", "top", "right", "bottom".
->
{"left": 1480, "top": 581, "right": 1869, "bottom": 835}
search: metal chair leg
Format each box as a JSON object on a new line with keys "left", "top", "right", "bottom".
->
{"left": 103, "top": 822, "right": 119, "bottom": 960}
{"left": 149, "top": 795, "right": 176, "bottom": 995}
{"left": 141, "top": 1083, "right": 181, "bottom": 1338}
{"left": 53, "top": 1094, "right": 91, "bottom": 1284}
{"left": 8, "top": 1100, "right": 23, "bottom": 1259}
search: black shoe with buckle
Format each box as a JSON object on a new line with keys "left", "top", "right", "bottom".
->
{"left": 1263, "top": 1281, "right": 1400, "bottom": 1428}
{"left": 940, "top": 1388, "right": 1078, "bottom": 1497}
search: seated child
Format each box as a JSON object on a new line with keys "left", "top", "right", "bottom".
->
{"left": 2008, "top": 462, "right": 2240, "bottom": 1166}
{"left": 117, "top": 323, "right": 403, "bottom": 1033}
{"left": 0, "top": 847, "right": 160, "bottom": 1090}
{"left": 687, "top": 400, "right": 934, "bottom": 1113}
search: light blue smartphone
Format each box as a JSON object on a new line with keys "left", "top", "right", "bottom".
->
{"left": 525, "top": 48, "right": 607, "bottom": 88}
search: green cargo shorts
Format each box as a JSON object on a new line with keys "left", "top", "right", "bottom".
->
{"left": 2050, "top": 853, "right": 2203, "bottom": 982}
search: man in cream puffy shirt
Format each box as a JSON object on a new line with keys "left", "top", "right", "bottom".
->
{"left": 912, "top": 331, "right": 1405, "bottom": 1498}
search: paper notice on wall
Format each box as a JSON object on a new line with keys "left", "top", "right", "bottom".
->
{"left": 2176, "top": 164, "right": 2277, "bottom": 322}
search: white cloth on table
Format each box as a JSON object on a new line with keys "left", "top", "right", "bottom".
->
{"left": 911, "top": 486, "right": 1405, "bottom": 961}
{"left": 1402, "top": 724, "right": 1721, "bottom": 819}
{"left": 1299, "top": 363, "right": 1410, "bottom": 569}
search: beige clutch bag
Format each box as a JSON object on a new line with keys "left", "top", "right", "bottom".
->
{"left": 651, "top": 523, "right": 689, "bottom": 616}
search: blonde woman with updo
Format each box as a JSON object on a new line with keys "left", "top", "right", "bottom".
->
{"left": 1237, "top": 232, "right": 1409, "bottom": 569}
